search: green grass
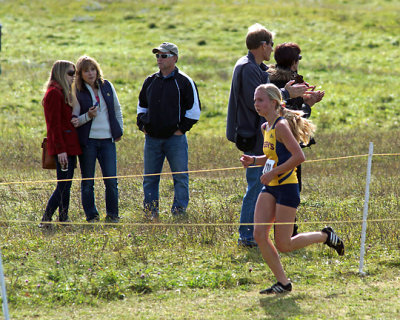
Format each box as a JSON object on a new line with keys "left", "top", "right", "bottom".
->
{"left": 1, "top": 0, "right": 400, "bottom": 319}
{"left": 1, "top": 132, "right": 400, "bottom": 319}
{"left": 1, "top": 0, "right": 400, "bottom": 135}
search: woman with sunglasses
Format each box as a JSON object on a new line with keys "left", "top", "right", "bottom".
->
{"left": 40, "top": 60, "right": 81, "bottom": 226}
{"left": 268, "top": 42, "right": 325, "bottom": 196}
{"left": 267, "top": 43, "right": 325, "bottom": 236}
{"left": 71, "top": 55, "right": 123, "bottom": 223}
{"left": 268, "top": 42, "right": 324, "bottom": 121}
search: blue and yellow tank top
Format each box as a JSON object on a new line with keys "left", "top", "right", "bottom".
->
{"left": 262, "top": 117, "right": 298, "bottom": 186}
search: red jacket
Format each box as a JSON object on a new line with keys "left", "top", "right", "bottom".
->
{"left": 43, "top": 82, "right": 81, "bottom": 156}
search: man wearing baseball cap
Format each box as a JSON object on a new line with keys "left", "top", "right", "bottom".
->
{"left": 152, "top": 42, "right": 179, "bottom": 56}
{"left": 137, "top": 42, "right": 201, "bottom": 220}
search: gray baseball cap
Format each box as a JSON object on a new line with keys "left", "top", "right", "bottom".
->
{"left": 152, "top": 42, "right": 179, "bottom": 56}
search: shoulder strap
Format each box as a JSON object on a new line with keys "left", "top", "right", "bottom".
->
{"left": 271, "top": 116, "right": 283, "bottom": 129}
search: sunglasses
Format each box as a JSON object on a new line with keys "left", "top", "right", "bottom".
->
{"left": 155, "top": 53, "right": 175, "bottom": 59}
{"left": 67, "top": 70, "right": 76, "bottom": 76}
{"left": 261, "top": 40, "right": 274, "bottom": 47}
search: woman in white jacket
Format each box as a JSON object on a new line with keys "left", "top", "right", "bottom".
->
{"left": 71, "top": 55, "right": 123, "bottom": 223}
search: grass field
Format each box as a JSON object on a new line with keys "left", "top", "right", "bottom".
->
{"left": 1, "top": 0, "right": 400, "bottom": 319}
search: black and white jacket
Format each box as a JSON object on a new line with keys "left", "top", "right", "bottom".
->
{"left": 137, "top": 67, "right": 201, "bottom": 138}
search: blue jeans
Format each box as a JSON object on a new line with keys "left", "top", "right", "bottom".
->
{"left": 239, "top": 165, "right": 264, "bottom": 243}
{"left": 79, "top": 138, "right": 118, "bottom": 221}
{"left": 43, "top": 155, "right": 77, "bottom": 222}
{"left": 143, "top": 134, "right": 189, "bottom": 216}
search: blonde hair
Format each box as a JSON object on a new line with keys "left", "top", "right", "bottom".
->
{"left": 256, "top": 83, "right": 316, "bottom": 144}
{"left": 44, "top": 60, "right": 75, "bottom": 105}
{"left": 74, "top": 55, "right": 104, "bottom": 92}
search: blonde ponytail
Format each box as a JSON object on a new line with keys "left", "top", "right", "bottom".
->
{"left": 280, "top": 107, "right": 316, "bottom": 145}
{"left": 256, "top": 83, "right": 316, "bottom": 144}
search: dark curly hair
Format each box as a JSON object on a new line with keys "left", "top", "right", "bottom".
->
{"left": 274, "top": 42, "right": 301, "bottom": 69}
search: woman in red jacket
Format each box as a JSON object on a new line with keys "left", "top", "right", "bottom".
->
{"left": 40, "top": 60, "right": 81, "bottom": 226}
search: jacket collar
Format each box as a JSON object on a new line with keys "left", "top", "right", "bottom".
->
{"left": 156, "top": 67, "right": 178, "bottom": 79}
{"left": 247, "top": 51, "right": 268, "bottom": 71}
{"left": 49, "top": 80, "right": 63, "bottom": 90}
{"left": 267, "top": 65, "right": 295, "bottom": 82}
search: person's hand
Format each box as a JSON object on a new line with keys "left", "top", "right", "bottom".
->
{"left": 88, "top": 106, "right": 98, "bottom": 119}
{"left": 57, "top": 152, "right": 68, "bottom": 167}
{"left": 71, "top": 117, "right": 79, "bottom": 127}
{"left": 285, "top": 80, "right": 308, "bottom": 98}
{"left": 260, "top": 171, "right": 273, "bottom": 185}
{"left": 174, "top": 129, "right": 184, "bottom": 136}
{"left": 303, "top": 90, "right": 325, "bottom": 107}
{"left": 304, "top": 82, "right": 316, "bottom": 91}
{"left": 240, "top": 155, "right": 254, "bottom": 168}
{"left": 313, "top": 90, "right": 325, "bottom": 103}
{"left": 115, "top": 137, "right": 121, "bottom": 142}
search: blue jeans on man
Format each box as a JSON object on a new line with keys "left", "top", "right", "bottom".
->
{"left": 79, "top": 138, "right": 119, "bottom": 221}
{"left": 238, "top": 164, "right": 264, "bottom": 246}
{"left": 143, "top": 134, "right": 189, "bottom": 217}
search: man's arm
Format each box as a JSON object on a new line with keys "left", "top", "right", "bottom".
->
{"left": 178, "top": 77, "right": 201, "bottom": 134}
{"left": 241, "top": 63, "right": 264, "bottom": 111}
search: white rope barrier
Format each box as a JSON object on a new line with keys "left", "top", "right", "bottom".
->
{"left": 0, "top": 145, "right": 396, "bottom": 307}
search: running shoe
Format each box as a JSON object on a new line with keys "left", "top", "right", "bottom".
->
{"left": 260, "top": 282, "right": 292, "bottom": 294}
{"left": 322, "top": 226, "right": 345, "bottom": 256}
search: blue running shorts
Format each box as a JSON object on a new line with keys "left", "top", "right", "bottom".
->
{"left": 261, "top": 184, "right": 300, "bottom": 208}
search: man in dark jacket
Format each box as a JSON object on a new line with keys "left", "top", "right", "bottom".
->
{"left": 137, "top": 42, "right": 201, "bottom": 219}
{"left": 226, "top": 24, "right": 307, "bottom": 247}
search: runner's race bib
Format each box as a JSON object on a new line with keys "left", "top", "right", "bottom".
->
{"left": 262, "top": 159, "right": 275, "bottom": 174}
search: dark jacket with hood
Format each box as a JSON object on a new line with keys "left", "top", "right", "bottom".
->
{"left": 267, "top": 65, "right": 311, "bottom": 118}
{"left": 268, "top": 65, "right": 316, "bottom": 153}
